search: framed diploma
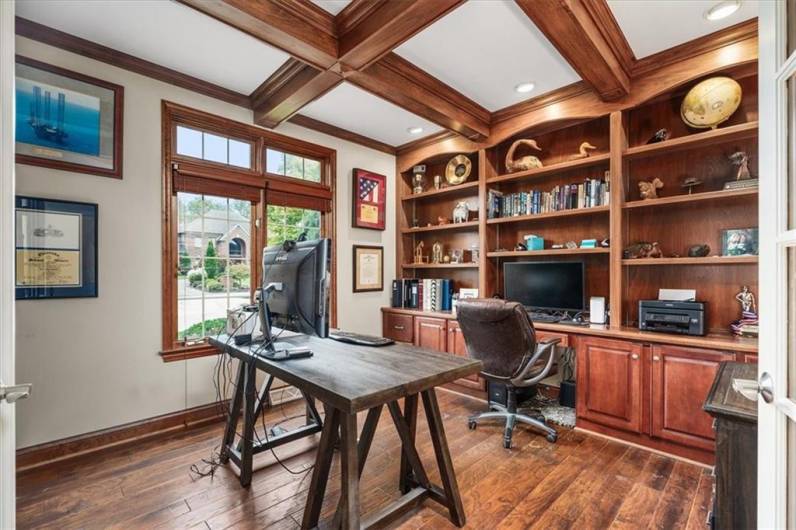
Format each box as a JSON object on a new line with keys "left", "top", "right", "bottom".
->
{"left": 15, "top": 196, "right": 98, "bottom": 299}
{"left": 352, "top": 168, "right": 386, "bottom": 230}
{"left": 353, "top": 245, "right": 383, "bottom": 293}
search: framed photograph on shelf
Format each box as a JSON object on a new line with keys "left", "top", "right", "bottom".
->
{"left": 15, "top": 56, "right": 124, "bottom": 179}
{"left": 352, "top": 168, "right": 386, "bottom": 230}
{"left": 15, "top": 196, "right": 98, "bottom": 300}
{"left": 353, "top": 245, "right": 383, "bottom": 293}
{"left": 721, "top": 228, "right": 759, "bottom": 256}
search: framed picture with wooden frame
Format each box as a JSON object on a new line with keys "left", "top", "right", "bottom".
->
{"left": 352, "top": 168, "right": 386, "bottom": 230}
{"left": 353, "top": 245, "right": 384, "bottom": 293}
{"left": 15, "top": 55, "right": 124, "bottom": 179}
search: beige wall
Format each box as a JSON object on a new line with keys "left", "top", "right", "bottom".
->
{"left": 14, "top": 37, "right": 395, "bottom": 448}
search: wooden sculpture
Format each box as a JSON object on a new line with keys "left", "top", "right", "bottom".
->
{"left": 505, "top": 139, "right": 542, "bottom": 173}
{"left": 414, "top": 241, "right": 426, "bottom": 264}
{"left": 570, "top": 142, "right": 597, "bottom": 160}
{"left": 638, "top": 178, "right": 664, "bottom": 200}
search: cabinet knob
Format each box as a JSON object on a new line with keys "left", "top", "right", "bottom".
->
{"left": 393, "top": 325, "right": 405, "bottom": 331}
{"left": 631, "top": 353, "right": 639, "bottom": 360}
{"left": 653, "top": 355, "right": 660, "bottom": 361}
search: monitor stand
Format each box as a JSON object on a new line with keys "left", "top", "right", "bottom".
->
{"left": 256, "top": 286, "right": 313, "bottom": 360}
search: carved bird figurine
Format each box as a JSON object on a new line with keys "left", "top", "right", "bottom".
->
{"left": 570, "top": 142, "right": 597, "bottom": 160}
{"left": 505, "top": 139, "right": 543, "bottom": 173}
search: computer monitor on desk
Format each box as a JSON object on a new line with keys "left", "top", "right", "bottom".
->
{"left": 257, "top": 238, "right": 330, "bottom": 358}
{"left": 503, "top": 261, "right": 585, "bottom": 317}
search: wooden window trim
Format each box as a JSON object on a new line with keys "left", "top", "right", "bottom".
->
{"left": 161, "top": 101, "right": 337, "bottom": 361}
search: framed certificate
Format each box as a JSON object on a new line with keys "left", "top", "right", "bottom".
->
{"left": 353, "top": 245, "right": 383, "bottom": 293}
{"left": 15, "top": 196, "right": 98, "bottom": 299}
{"left": 352, "top": 168, "right": 386, "bottom": 230}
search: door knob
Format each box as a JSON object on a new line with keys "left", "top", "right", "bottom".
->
{"left": 0, "top": 381, "right": 32, "bottom": 404}
{"left": 732, "top": 372, "right": 774, "bottom": 403}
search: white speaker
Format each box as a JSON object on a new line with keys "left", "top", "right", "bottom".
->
{"left": 590, "top": 296, "right": 606, "bottom": 324}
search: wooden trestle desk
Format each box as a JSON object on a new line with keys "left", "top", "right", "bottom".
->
{"left": 210, "top": 334, "right": 482, "bottom": 529}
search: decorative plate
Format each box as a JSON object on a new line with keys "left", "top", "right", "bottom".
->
{"left": 680, "top": 76, "right": 742, "bottom": 130}
{"left": 445, "top": 155, "right": 471, "bottom": 185}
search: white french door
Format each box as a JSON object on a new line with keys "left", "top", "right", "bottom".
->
{"left": 758, "top": 2, "right": 796, "bottom": 528}
{"left": 0, "top": 1, "right": 15, "bottom": 528}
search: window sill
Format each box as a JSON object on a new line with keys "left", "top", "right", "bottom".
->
{"left": 160, "top": 343, "right": 220, "bottom": 362}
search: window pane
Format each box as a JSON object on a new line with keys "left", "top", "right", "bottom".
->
{"left": 203, "top": 132, "right": 228, "bottom": 164}
{"left": 176, "top": 126, "right": 202, "bottom": 158}
{"left": 228, "top": 139, "right": 251, "bottom": 169}
{"left": 266, "top": 148, "right": 285, "bottom": 175}
{"left": 267, "top": 205, "right": 322, "bottom": 247}
{"left": 285, "top": 153, "right": 304, "bottom": 179}
{"left": 789, "top": 74, "right": 796, "bottom": 229}
{"left": 304, "top": 159, "right": 321, "bottom": 183}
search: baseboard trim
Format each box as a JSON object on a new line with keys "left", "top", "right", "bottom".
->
{"left": 16, "top": 401, "right": 227, "bottom": 473}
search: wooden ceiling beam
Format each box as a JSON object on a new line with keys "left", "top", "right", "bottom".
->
{"left": 177, "top": 0, "right": 338, "bottom": 70}
{"left": 515, "top": 0, "right": 632, "bottom": 101}
{"left": 250, "top": 59, "right": 342, "bottom": 128}
{"left": 336, "top": 0, "right": 464, "bottom": 71}
{"left": 349, "top": 53, "right": 490, "bottom": 141}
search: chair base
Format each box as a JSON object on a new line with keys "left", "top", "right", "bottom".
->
{"left": 467, "top": 403, "right": 557, "bottom": 448}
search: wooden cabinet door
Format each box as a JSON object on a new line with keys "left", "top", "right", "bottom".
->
{"left": 414, "top": 316, "right": 447, "bottom": 352}
{"left": 576, "top": 336, "right": 643, "bottom": 433}
{"left": 382, "top": 312, "right": 413, "bottom": 343}
{"left": 446, "top": 321, "right": 485, "bottom": 390}
{"left": 650, "top": 345, "right": 731, "bottom": 451}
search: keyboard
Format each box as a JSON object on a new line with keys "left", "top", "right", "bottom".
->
{"left": 329, "top": 331, "right": 395, "bottom": 347}
{"left": 527, "top": 312, "right": 562, "bottom": 323}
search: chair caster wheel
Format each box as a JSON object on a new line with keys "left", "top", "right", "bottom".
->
{"left": 468, "top": 420, "right": 477, "bottom": 430}
{"left": 546, "top": 433, "right": 557, "bottom": 443}
{"left": 503, "top": 438, "right": 512, "bottom": 449}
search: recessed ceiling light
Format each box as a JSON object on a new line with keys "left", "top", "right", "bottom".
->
{"left": 705, "top": 0, "right": 741, "bottom": 21}
{"left": 407, "top": 126, "right": 424, "bottom": 135}
{"left": 515, "top": 82, "right": 536, "bottom": 94}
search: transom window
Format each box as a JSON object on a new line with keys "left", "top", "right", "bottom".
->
{"left": 176, "top": 125, "right": 252, "bottom": 169}
{"left": 265, "top": 148, "right": 322, "bottom": 183}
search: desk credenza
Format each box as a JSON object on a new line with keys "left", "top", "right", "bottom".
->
{"left": 382, "top": 307, "right": 757, "bottom": 464}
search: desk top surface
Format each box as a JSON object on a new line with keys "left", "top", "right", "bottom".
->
{"left": 210, "top": 334, "right": 482, "bottom": 413}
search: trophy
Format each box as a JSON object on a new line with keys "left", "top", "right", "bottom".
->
{"left": 724, "top": 151, "right": 759, "bottom": 190}
{"left": 412, "top": 164, "right": 426, "bottom": 194}
{"left": 730, "top": 286, "right": 759, "bottom": 337}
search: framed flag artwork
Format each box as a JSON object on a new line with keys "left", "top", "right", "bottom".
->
{"left": 352, "top": 168, "right": 386, "bottom": 230}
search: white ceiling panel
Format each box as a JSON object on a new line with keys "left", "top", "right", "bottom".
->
{"left": 300, "top": 82, "right": 443, "bottom": 146}
{"left": 395, "top": 0, "right": 580, "bottom": 112}
{"left": 15, "top": 0, "right": 290, "bottom": 94}
{"left": 310, "top": 0, "right": 351, "bottom": 15}
{"left": 608, "top": 0, "right": 758, "bottom": 59}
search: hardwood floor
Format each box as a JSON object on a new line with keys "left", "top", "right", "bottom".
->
{"left": 16, "top": 390, "right": 712, "bottom": 529}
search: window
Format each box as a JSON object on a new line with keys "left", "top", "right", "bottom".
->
{"left": 177, "top": 193, "right": 252, "bottom": 342}
{"left": 266, "top": 148, "right": 322, "bottom": 183}
{"left": 267, "top": 206, "right": 321, "bottom": 247}
{"left": 162, "top": 102, "right": 336, "bottom": 361}
{"left": 176, "top": 125, "right": 252, "bottom": 169}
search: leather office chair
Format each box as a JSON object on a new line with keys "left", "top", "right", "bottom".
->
{"left": 456, "top": 298, "right": 561, "bottom": 448}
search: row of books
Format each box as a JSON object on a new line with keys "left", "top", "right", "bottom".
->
{"left": 487, "top": 177, "right": 609, "bottom": 218}
{"left": 391, "top": 278, "right": 454, "bottom": 311}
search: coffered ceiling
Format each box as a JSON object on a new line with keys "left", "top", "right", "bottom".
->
{"left": 13, "top": 0, "right": 760, "bottom": 151}
{"left": 395, "top": 1, "right": 579, "bottom": 111}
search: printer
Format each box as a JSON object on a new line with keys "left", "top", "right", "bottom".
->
{"left": 639, "top": 300, "right": 706, "bottom": 336}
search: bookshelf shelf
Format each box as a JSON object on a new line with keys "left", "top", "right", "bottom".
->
{"left": 623, "top": 121, "right": 758, "bottom": 161}
{"left": 402, "top": 263, "right": 479, "bottom": 269}
{"left": 401, "top": 181, "right": 479, "bottom": 201}
{"left": 623, "top": 188, "right": 758, "bottom": 209}
{"left": 487, "top": 248, "right": 610, "bottom": 258}
{"left": 622, "top": 256, "right": 758, "bottom": 266}
{"left": 487, "top": 153, "right": 610, "bottom": 184}
{"left": 401, "top": 221, "right": 479, "bottom": 234}
{"left": 486, "top": 205, "right": 610, "bottom": 225}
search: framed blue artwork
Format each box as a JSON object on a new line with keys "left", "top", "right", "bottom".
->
{"left": 15, "top": 56, "right": 123, "bottom": 179}
{"left": 15, "top": 196, "right": 98, "bottom": 300}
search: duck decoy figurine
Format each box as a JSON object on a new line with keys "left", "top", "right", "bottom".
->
{"left": 505, "top": 139, "right": 543, "bottom": 172}
{"left": 570, "top": 141, "right": 597, "bottom": 160}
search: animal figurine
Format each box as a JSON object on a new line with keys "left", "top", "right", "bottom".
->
{"left": 570, "top": 142, "right": 597, "bottom": 160}
{"left": 452, "top": 201, "right": 473, "bottom": 224}
{"left": 688, "top": 244, "right": 711, "bottom": 257}
{"left": 647, "top": 242, "right": 663, "bottom": 258}
{"left": 646, "top": 128, "right": 670, "bottom": 144}
{"left": 729, "top": 151, "right": 751, "bottom": 181}
{"left": 505, "top": 139, "right": 543, "bottom": 173}
{"left": 623, "top": 242, "right": 663, "bottom": 259}
{"left": 638, "top": 178, "right": 664, "bottom": 200}
{"left": 437, "top": 216, "right": 448, "bottom": 225}
{"left": 414, "top": 241, "right": 425, "bottom": 264}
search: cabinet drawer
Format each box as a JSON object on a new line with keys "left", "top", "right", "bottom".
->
{"left": 382, "top": 313, "right": 413, "bottom": 343}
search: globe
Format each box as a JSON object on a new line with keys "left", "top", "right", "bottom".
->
{"left": 680, "top": 77, "right": 742, "bottom": 129}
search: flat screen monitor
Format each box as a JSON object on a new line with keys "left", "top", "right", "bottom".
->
{"left": 503, "top": 261, "right": 585, "bottom": 312}
{"left": 261, "top": 238, "right": 330, "bottom": 339}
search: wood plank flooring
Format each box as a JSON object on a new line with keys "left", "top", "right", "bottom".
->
{"left": 16, "top": 390, "right": 712, "bottom": 529}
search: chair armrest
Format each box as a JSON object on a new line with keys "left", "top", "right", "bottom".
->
{"left": 511, "top": 337, "right": 561, "bottom": 387}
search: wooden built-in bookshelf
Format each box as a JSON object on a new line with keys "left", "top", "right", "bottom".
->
{"left": 394, "top": 62, "right": 759, "bottom": 339}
